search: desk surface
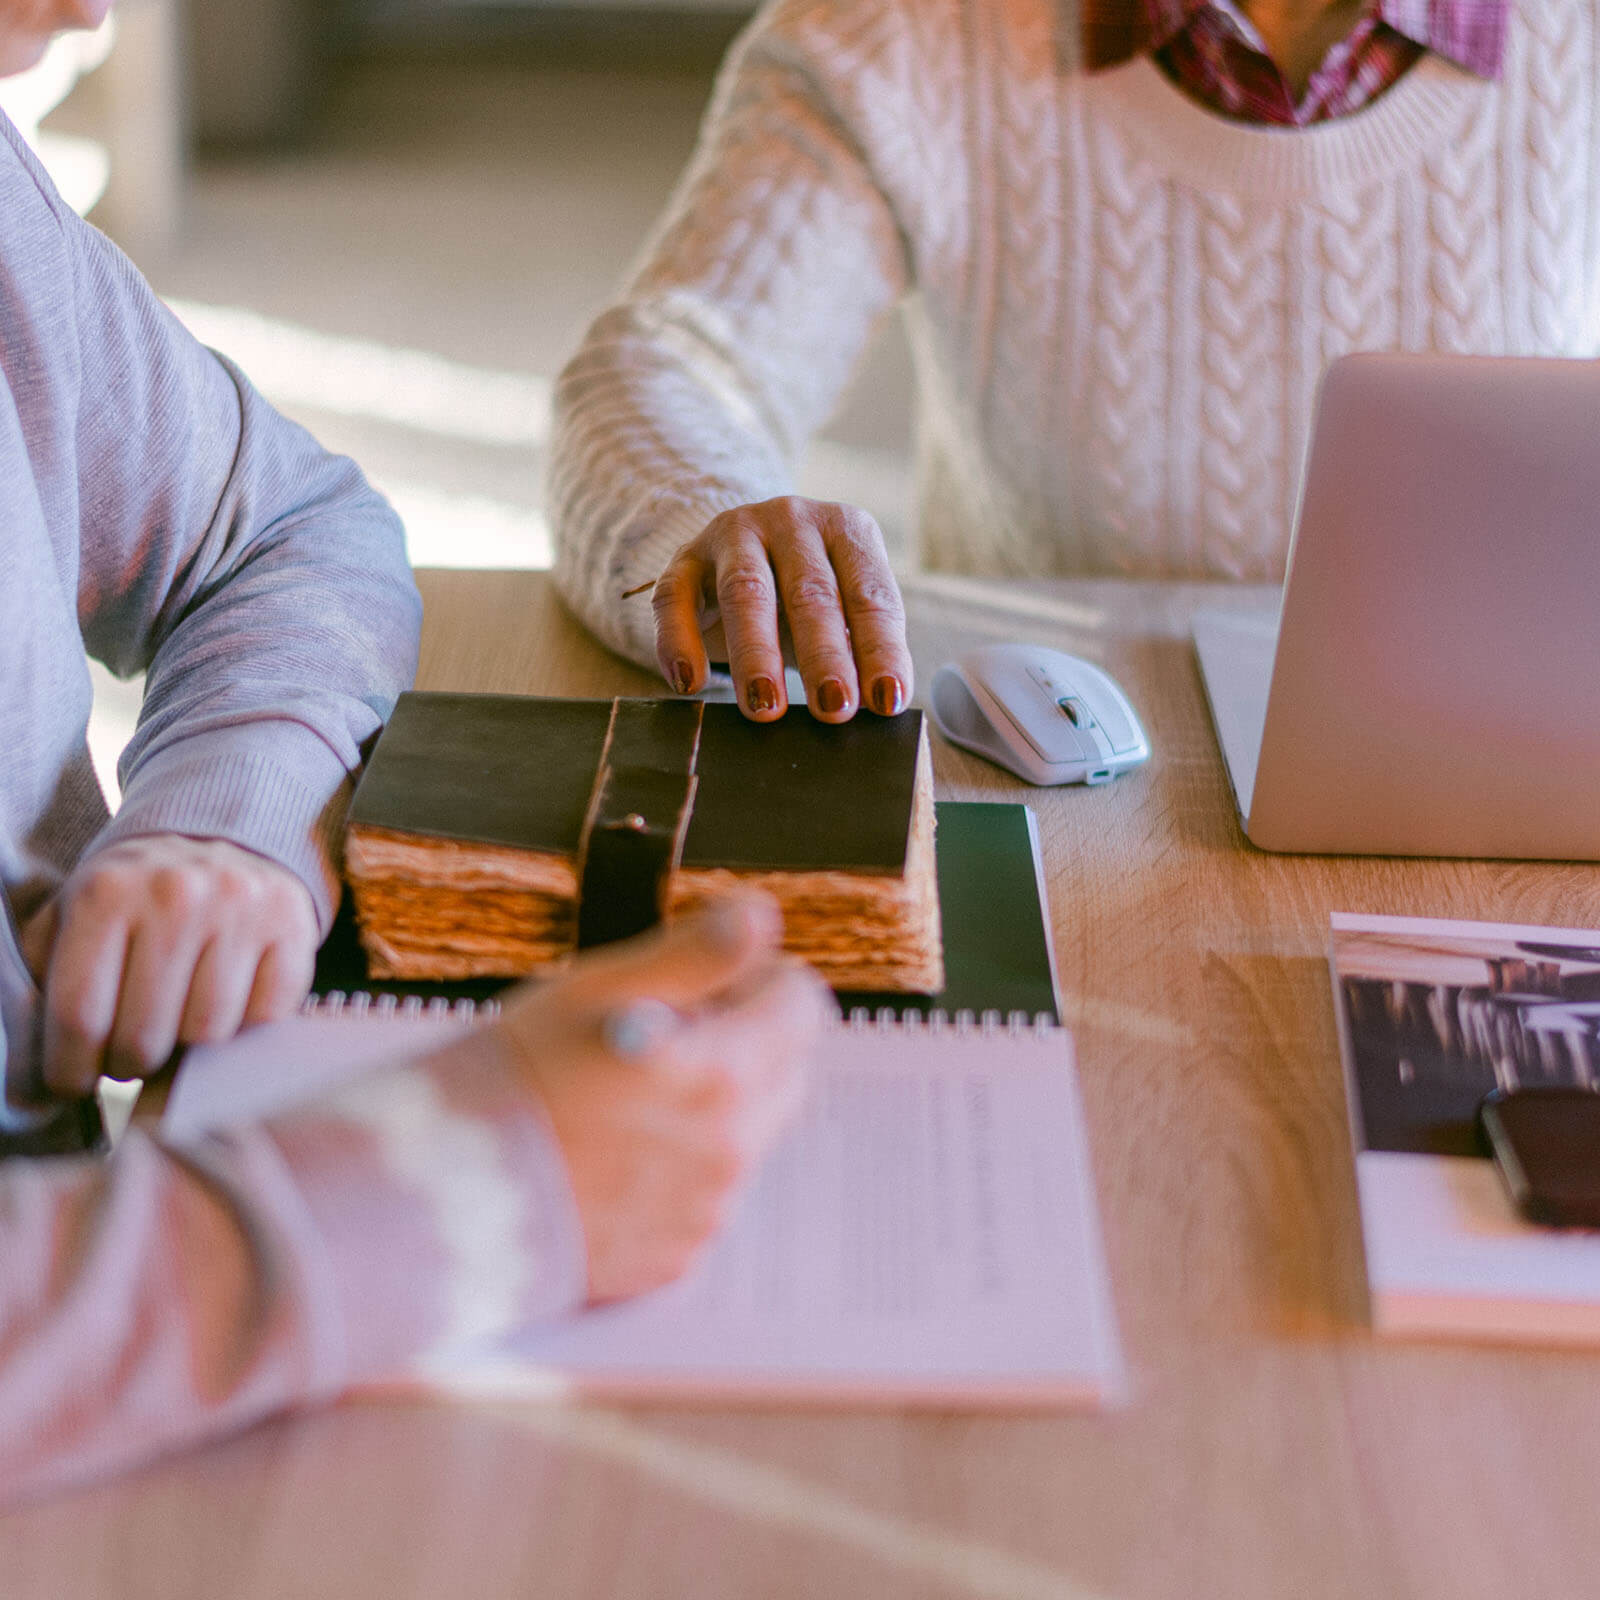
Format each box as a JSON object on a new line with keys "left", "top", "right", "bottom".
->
{"left": 8, "top": 568, "right": 1600, "bottom": 1600}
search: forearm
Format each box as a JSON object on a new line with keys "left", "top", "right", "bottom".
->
{"left": 40, "top": 187, "right": 421, "bottom": 930}
{"left": 0, "top": 1042, "right": 583, "bottom": 1508}
{"left": 100, "top": 365, "right": 420, "bottom": 930}
{"left": 549, "top": 316, "right": 794, "bottom": 665}
{"left": 548, "top": 5, "right": 909, "bottom": 667}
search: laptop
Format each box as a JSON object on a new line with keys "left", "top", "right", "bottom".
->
{"left": 1193, "top": 352, "right": 1600, "bottom": 860}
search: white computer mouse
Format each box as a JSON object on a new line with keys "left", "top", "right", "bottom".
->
{"left": 930, "top": 644, "right": 1151, "bottom": 786}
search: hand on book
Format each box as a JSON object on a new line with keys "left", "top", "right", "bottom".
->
{"left": 649, "top": 496, "right": 914, "bottom": 725}
{"left": 493, "top": 892, "right": 829, "bottom": 1303}
{"left": 20, "top": 836, "right": 319, "bottom": 1096}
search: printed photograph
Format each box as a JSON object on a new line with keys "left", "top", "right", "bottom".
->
{"left": 1333, "top": 921, "right": 1600, "bottom": 1158}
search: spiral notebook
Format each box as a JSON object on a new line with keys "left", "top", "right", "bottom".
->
{"left": 164, "top": 803, "right": 1123, "bottom": 1407}
{"left": 165, "top": 1007, "right": 1122, "bottom": 1408}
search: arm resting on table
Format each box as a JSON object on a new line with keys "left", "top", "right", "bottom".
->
{"left": 0, "top": 1041, "right": 585, "bottom": 1509}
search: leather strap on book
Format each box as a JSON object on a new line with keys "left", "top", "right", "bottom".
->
{"left": 576, "top": 699, "right": 705, "bottom": 948}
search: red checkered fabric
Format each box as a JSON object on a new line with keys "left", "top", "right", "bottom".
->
{"left": 1081, "top": 1, "right": 1507, "bottom": 124}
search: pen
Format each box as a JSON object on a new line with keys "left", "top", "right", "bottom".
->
{"left": 601, "top": 997, "right": 681, "bottom": 1059}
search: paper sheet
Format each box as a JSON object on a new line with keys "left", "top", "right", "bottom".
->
{"left": 167, "top": 1014, "right": 1124, "bottom": 1407}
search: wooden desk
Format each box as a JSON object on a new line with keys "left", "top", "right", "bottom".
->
{"left": 7, "top": 568, "right": 1600, "bottom": 1600}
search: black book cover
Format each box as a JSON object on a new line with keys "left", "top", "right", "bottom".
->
{"left": 348, "top": 691, "right": 926, "bottom": 876}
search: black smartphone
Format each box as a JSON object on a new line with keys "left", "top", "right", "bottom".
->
{"left": 1479, "top": 1087, "right": 1600, "bottom": 1228}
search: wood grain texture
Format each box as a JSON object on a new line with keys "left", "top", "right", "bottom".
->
{"left": 10, "top": 568, "right": 1600, "bottom": 1600}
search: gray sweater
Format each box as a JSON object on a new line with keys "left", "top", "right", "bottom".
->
{"left": 0, "top": 121, "right": 587, "bottom": 1507}
{"left": 0, "top": 113, "right": 421, "bottom": 1104}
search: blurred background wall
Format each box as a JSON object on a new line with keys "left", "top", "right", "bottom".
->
{"left": 12, "top": 1, "right": 915, "bottom": 790}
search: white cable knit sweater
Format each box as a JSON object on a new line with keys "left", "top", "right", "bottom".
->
{"left": 550, "top": 0, "right": 1600, "bottom": 667}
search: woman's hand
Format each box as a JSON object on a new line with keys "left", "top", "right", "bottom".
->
{"left": 494, "top": 893, "right": 827, "bottom": 1302}
{"left": 21, "top": 835, "right": 319, "bottom": 1097}
{"left": 650, "top": 496, "right": 915, "bottom": 724}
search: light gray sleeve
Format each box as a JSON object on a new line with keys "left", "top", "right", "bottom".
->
{"left": 41, "top": 158, "right": 420, "bottom": 931}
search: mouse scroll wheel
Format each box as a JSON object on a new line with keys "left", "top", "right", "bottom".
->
{"left": 1057, "top": 696, "right": 1092, "bottom": 728}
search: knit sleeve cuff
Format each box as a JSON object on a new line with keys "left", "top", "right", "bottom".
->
{"left": 557, "top": 485, "right": 766, "bottom": 669}
{"left": 258, "top": 1045, "right": 589, "bottom": 1385}
{"left": 94, "top": 723, "right": 357, "bottom": 935}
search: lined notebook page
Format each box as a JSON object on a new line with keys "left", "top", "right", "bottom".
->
{"left": 166, "top": 1015, "right": 1124, "bottom": 1409}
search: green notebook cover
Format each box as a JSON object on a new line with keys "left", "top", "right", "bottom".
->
{"left": 316, "top": 800, "right": 1060, "bottom": 1024}
{"left": 834, "top": 802, "right": 1060, "bottom": 1023}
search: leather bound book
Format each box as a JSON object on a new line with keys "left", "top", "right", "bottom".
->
{"left": 343, "top": 692, "right": 943, "bottom": 993}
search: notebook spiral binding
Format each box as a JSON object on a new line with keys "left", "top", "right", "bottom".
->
{"left": 299, "top": 995, "right": 1053, "bottom": 1032}
{"left": 843, "top": 1006, "right": 1059, "bottom": 1035}
{"left": 301, "top": 990, "right": 502, "bottom": 1022}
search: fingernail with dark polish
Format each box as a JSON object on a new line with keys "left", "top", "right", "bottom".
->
{"left": 870, "top": 675, "right": 905, "bottom": 716}
{"left": 670, "top": 658, "right": 695, "bottom": 695}
{"left": 816, "top": 676, "right": 848, "bottom": 716}
{"left": 746, "top": 675, "right": 780, "bottom": 715}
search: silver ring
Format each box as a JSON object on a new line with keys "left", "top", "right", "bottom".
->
{"left": 601, "top": 998, "right": 681, "bottom": 1059}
